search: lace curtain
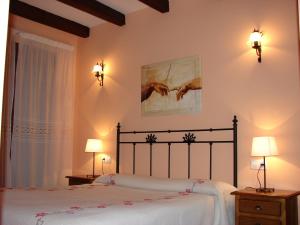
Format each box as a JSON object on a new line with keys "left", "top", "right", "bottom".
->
{"left": 1, "top": 32, "right": 75, "bottom": 187}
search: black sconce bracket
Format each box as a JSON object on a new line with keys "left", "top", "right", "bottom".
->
{"left": 253, "top": 42, "right": 262, "bottom": 63}
{"left": 251, "top": 29, "right": 263, "bottom": 63}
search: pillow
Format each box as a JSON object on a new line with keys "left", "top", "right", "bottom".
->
{"left": 94, "top": 174, "right": 236, "bottom": 225}
{"left": 192, "top": 179, "right": 237, "bottom": 225}
{"left": 94, "top": 174, "right": 196, "bottom": 192}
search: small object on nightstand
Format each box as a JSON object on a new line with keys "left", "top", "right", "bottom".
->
{"left": 231, "top": 188, "right": 300, "bottom": 225}
{"left": 65, "top": 175, "right": 99, "bottom": 186}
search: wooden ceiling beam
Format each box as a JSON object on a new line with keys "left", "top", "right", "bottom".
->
{"left": 57, "top": 0, "right": 125, "bottom": 26}
{"left": 138, "top": 0, "right": 169, "bottom": 13}
{"left": 10, "top": 0, "right": 90, "bottom": 38}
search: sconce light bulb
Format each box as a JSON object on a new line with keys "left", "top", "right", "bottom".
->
{"left": 93, "top": 63, "right": 102, "bottom": 74}
{"left": 250, "top": 30, "right": 263, "bottom": 48}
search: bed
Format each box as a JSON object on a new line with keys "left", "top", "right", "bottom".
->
{"left": 1, "top": 116, "right": 238, "bottom": 225}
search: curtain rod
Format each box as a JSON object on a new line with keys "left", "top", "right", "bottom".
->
{"left": 11, "top": 29, "right": 75, "bottom": 51}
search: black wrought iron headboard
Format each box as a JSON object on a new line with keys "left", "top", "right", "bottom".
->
{"left": 116, "top": 115, "right": 238, "bottom": 187}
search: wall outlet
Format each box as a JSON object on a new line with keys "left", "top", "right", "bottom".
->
{"left": 102, "top": 155, "right": 111, "bottom": 164}
{"left": 250, "top": 159, "right": 265, "bottom": 170}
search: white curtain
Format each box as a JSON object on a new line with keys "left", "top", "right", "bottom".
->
{"left": 3, "top": 32, "right": 75, "bottom": 188}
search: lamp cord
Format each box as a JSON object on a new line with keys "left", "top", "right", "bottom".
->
{"left": 102, "top": 158, "right": 105, "bottom": 175}
{"left": 257, "top": 164, "right": 263, "bottom": 189}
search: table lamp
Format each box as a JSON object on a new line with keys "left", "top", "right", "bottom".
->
{"left": 85, "top": 139, "right": 103, "bottom": 177}
{"left": 251, "top": 136, "right": 278, "bottom": 193}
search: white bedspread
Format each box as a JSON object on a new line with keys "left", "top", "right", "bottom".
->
{"left": 1, "top": 175, "right": 235, "bottom": 225}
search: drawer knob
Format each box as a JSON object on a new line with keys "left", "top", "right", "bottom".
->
{"left": 255, "top": 205, "right": 262, "bottom": 211}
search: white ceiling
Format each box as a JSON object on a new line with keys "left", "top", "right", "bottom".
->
{"left": 19, "top": 0, "right": 149, "bottom": 27}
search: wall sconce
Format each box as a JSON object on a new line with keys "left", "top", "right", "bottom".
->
{"left": 249, "top": 29, "right": 263, "bottom": 63}
{"left": 92, "top": 60, "right": 105, "bottom": 86}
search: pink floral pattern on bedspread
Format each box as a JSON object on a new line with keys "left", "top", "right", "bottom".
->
{"left": 31, "top": 183, "right": 192, "bottom": 225}
{"left": 2, "top": 176, "right": 235, "bottom": 225}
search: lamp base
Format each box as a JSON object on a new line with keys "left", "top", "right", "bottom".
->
{"left": 256, "top": 187, "right": 275, "bottom": 193}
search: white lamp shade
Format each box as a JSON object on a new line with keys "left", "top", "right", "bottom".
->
{"left": 249, "top": 31, "right": 262, "bottom": 46}
{"left": 250, "top": 31, "right": 262, "bottom": 42}
{"left": 251, "top": 136, "right": 278, "bottom": 157}
{"left": 85, "top": 139, "right": 103, "bottom": 153}
{"left": 92, "top": 63, "right": 102, "bottom": 73}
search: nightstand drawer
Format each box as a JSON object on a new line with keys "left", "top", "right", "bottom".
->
{"left": 239, "top": 216, "right": 281, "bottom": 225}
{"left": 239, "top": 199, "right": 281, "bottom": 216}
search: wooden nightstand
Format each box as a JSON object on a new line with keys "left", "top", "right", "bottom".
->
{"left": 231, "top": 188, "right": 300, "bottom": 225}
{"left": 65, "top": 175, "right": 99, "bottom": 186}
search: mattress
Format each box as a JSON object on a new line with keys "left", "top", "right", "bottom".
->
{"left": 1, "top": 174, "right": 236, "bottom": 225}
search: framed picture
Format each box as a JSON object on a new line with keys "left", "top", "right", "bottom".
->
{"left": 141, "top": 56, "right": 202, "bottom": 116}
